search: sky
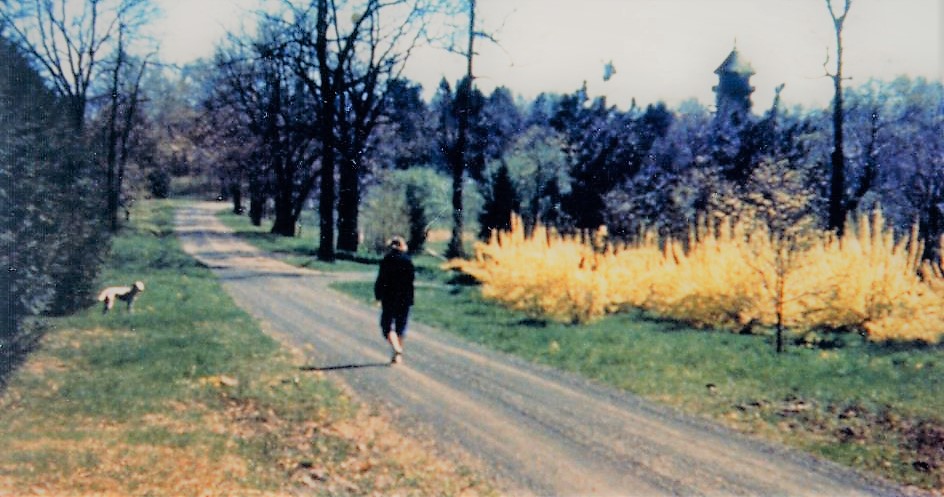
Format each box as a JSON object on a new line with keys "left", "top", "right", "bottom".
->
{"left": 151, "top": 0, "right": 944, "bottom": 110}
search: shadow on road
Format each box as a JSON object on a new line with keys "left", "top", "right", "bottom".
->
{"left": 300, "top": 362, "right": 391, "bottom": 372}
{"left": 216, "top": 271, "right": 311, "bottom": 281}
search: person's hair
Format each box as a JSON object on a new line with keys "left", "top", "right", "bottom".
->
{"left": 388, "top": 236, "right": 407, "bottom": 252}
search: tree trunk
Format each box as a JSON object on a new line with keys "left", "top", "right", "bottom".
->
{"left": 105, "top": 28, "right": 124, "bottom": 232}
{"left": 446, "top": 1, "right": 476, "bottom": 259}
{"left": 448, "top": 154, "right": 465, "bottom": 258}
{"left": 116, "top": 51, "right": 149, "bottom": 230}
{"left": 319, "top": 156, "right": 336, "bottom": 259}
{"left": 775, "top": 258, "right": 786, "bottom": 354}
{"left": 230, "top": 182, "right": 243, "bottom": 215}
{"left": 337, "top": 117, "right": 372, "bottom": 253}
{"left": 270, "top": 154, "right": 297, "bottom": 236}
{"left": 828, "top": 79, "right": 845, "bottom": 234}
{"left": 827, "top": 0, "right": 850, "bottom": 235}
{"left": 923, "top": 202, "right": 942, "bottom": 262}
{"left": 271, "top": 193, "right": 297, "bottom": 236}
{"left": 270, "top": 137, "right": 297, "bottom": 236}
{"left": 249, "top": 175, "right": 264, "bottom": 226}
{"left": 264, "top": 66, "right": 298, "bottom": 237}
{"left": 406, "top": 184, "right": 428, "bottom": 255}
{"left": 271, "top": 154, "right": 298, "bottom": 236}
{"left": 68, "top": 95, "right": 87, "bottom": 135}
{"left": 775, "top": 298, "right": 785, "bottom": 354}
{"left": 336, "top": 156, "right": 360, "bottom": 252}
{"left": 316, "top": 0, "right": 336, "bottom": 261}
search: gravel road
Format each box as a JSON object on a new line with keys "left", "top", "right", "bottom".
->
{"left": 176, "top": 201, "right": 912, "bottom": 497}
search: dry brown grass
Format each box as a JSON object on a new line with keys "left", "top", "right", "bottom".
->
{"left": 0, "top": 327, "right": 494, "bottom": 497}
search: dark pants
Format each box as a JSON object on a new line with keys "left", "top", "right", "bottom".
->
{"left": 380, "top": 306, "right": 410, "bottom": 338}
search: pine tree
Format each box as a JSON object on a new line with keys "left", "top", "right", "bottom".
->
{"left": 479, "top": 164, "right": 519, "bottom": 240}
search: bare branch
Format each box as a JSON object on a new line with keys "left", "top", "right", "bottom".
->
{"left": 822, "top": 47, "right": 833, "bottom": 77}
{"left": 2, "top": 0, "right": 153, "bottom": 130}
{"left": 825, "top": 0, "right": 852, "bottom": 27}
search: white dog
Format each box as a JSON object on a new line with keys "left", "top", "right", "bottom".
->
{"left": 97, "top": 281, "right": 145, "bottom": 314}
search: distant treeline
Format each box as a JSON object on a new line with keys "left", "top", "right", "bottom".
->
{"left": 194, "top": 38, "right": 943, "bottom": 259}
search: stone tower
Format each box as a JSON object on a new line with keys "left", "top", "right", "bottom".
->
{"left": 713, "top": 48, "right": 755, "bottom": 123}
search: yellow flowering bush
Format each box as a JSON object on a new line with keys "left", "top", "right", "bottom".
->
{"left": 449, "top": 212, "right": 944, "bottom": 343}
{"left": 451, "top": 217, "right": 613, "bottom": 323}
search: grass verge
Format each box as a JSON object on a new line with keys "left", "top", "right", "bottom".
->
{"left": 0, "top": 200, "right": 492, "bottom": 496}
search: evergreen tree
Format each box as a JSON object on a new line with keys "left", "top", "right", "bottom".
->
{"left": 479, "top": 164, "right": 520, "bottom": 240}
{"left": 405, "top": 184, "right": 429, "bottom": 255}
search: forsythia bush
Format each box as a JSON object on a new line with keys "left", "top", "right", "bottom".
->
{"left": 448, "top": 212, "right": 944, "bottom": 343}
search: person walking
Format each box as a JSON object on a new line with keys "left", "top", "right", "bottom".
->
{"left": 374, "top": 236, "right": 415, "bottom": 364}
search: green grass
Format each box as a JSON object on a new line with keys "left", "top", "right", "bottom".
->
{"left": 0, "top": 200, "right": 492, "bottom": 496}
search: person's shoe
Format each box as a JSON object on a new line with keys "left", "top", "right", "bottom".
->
{"left": 391, "top": 352, "right": 403, "bottom": 365}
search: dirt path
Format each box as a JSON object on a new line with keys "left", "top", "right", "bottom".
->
{"left": 176, "top": 201, "right": 910, "bottom": 497}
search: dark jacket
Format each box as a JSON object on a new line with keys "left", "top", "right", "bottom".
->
{"left": 374, "top": 250, "right": 415, "bottom": 309}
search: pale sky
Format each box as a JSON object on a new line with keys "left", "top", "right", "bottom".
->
{"left": 151, "top": 0, "right": 944, "bottom": 110}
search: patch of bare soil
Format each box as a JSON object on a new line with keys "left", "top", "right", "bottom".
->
{"left": 731, "top": 395, "right": 944, "bottom": 493}
{"left": 906, "top": 421, "right": 944, "bottom": 482}
{"left": 218, "top": 393, "right": 495, "bottom": 497}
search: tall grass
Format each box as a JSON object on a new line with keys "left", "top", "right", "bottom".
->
{"left": 451, "top": 212, "right": 944, "bottom": 343}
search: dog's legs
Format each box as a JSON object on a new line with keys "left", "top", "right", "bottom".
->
{"left": 102, "top": 297, "right": 113, "bottom": 314}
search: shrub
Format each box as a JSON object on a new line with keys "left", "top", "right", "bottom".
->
{"left": 450, "top": 212, "right": 944, "bottom": 343}
{"left": 1, "top": 36, "right": 109, "bottom": 329}
{"left": 147, "top": 169, "right": 171, "bottom": 199}
{"left": 362, "top": 167, "right": 481, "bottom": 254}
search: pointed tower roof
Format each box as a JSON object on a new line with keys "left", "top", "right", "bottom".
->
{"left": 714, "top": 48, "right": 754, "bottom": 76}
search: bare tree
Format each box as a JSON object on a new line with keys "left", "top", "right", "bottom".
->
{"left": 4, "top": 0, "right": 155, "bottom": 235}
{"left": 1, "top": 0, "right": 152, "bottom": 133}
{"left": 445, "top": 0, "right": 477, "bottom": 258}
{"left": 104, "top": 23, "right": 153, "bottom": 231}
{"left": 279, "top": 0, "right": 429, "bottom": 259}
{"left": 334, "top": 0, "right": 428, "bottom": 254}
{"left": 825, "top": 0, "right": 852, "bottom": 235}
{"left": 192, "top": 87, "right": 258, "bottom": 218}
{"left": 314, "top": 0, "right": 338, "bottom": 260}
{"left": 213, "top": 21, "right": 322, "bottom": 237}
